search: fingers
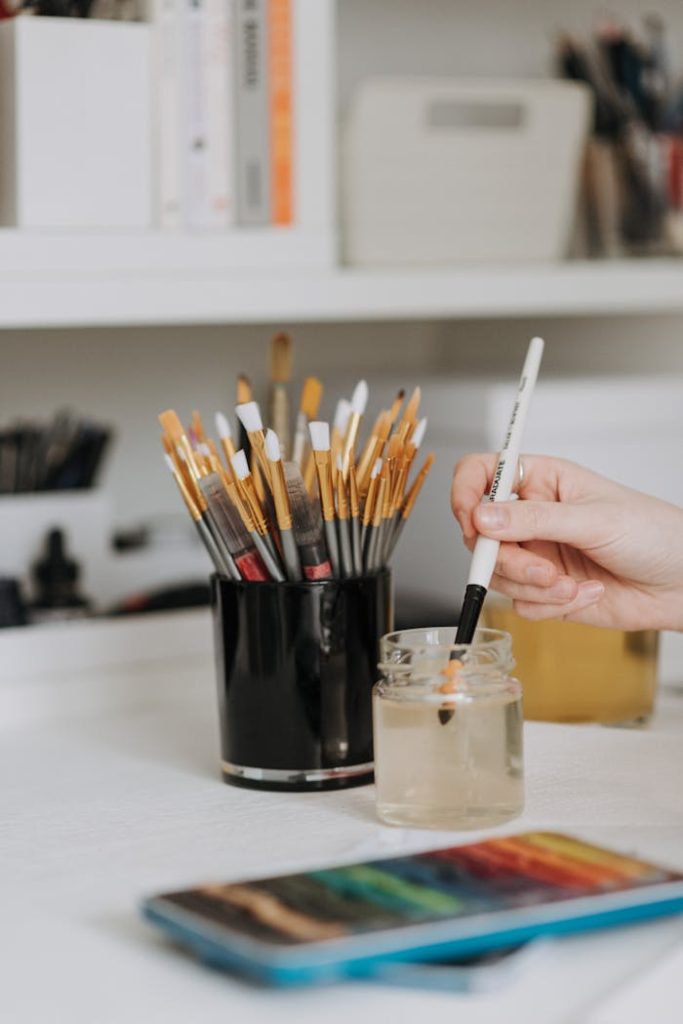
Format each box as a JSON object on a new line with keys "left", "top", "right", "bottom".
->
{"left": 451, "top": 454, "right": 498, "bottom": 541}
{"left": 513, "top": 580, "right": 605, "bottom": 622}
{"left": 490, "top": 572, "right": 579, "bottom": 605}
{"left": 451, "top": 453, "right": 563, "bottom": 540}
{"left": 473, "top": 498, "right": 607, "bottom": 551}
{"left": 492, "top": 542, "right": 560, "bottom": 588}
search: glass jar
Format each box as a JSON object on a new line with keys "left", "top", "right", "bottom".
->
{"left": 373, "top": 627, "right": 524, "bottom": 830}
{"left": 483, "top": 600, "right": 659, "bottom": 726}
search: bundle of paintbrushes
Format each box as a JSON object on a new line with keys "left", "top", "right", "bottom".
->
{"left": 159, "top": 337, "right": 434, "bottom": 583}
{"left": 0, "top": 410, "right": 111, "bottom": 494}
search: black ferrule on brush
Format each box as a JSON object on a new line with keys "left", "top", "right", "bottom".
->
{"left": 455, "top": 583, "right": 488, "bottom": 646}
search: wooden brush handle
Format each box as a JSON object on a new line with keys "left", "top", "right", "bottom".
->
{"left": 270, "top": 386, "right": 290, "bottom": 460}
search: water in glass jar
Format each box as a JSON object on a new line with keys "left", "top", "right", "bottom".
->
{"left": 373, "top": 688, "right": 524, "bottom": 830}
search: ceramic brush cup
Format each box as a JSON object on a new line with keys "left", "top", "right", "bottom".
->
{"left": 211, "top": 570, "right": 393, "bottom": 791}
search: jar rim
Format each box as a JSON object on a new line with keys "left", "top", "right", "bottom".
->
{"left": 381, "top": 626, "right": 512, "bottom": 657}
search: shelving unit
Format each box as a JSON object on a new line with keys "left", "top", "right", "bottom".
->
{"left": 1, "top": 244, "right": 683, "bottom": 327}
{"left": 1, "top": 0, "right": 682, "bottom": 331}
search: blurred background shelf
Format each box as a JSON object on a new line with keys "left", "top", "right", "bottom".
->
{"left": 2, "top": 247, "right": 683, "bottom": 327}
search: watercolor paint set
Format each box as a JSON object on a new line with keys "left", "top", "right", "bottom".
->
{"left": 143, "top": 831, "right": 683, "bottom": 987}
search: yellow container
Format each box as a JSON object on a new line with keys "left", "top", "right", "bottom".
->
{"left": 482, "top": 602, "right": 658, "bottom": 726}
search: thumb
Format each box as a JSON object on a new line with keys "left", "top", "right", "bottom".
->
{"left": 473, "top": 499, "right": 604, "bottom": 550}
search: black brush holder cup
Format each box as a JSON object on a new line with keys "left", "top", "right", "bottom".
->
{"left": 211, "top": 570, "right": 393, "bottom": 792}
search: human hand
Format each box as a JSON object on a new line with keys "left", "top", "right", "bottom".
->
{"left": 451, "top": 454, "right": 683, "bottom": 631}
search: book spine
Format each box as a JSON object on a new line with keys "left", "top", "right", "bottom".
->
{"left": 269, "top": 0, "right": 293, "bottom": 225}
{"left": 205, "top": 0, "right": 234, "bottom": 228}
{"left": 235, "top": 0, "right": 270, "bottom": 225}
{"left": 153, "top": 0, "right": 182, "bottom": 229}
{"left": 179, "top": 0, "right": 212, "bottom": 229}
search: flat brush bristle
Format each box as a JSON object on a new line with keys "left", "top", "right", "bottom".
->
{"left": 270, "top": 331, "right": 293, "bottom": 384}
{"left": 299, "top": 377, "right": 323, "bottom": 419}
{"left": 285, "top": 463, "right": 323, "bottom": 543}
{"left": 378, "top": 412, "right": 392, "bottom": 442}
{"left": 191, "top": 410, "right": 207, "bottom": 443}
{"left": 412, "top": 416, "right": 427, "bottom": 448}
{"left": 236, "top": 401, "right": 264, "bottom": 433}
{"left": 403, "top": 386, "right": 422, "bottom": 423}
{"left": 387, "top": 434, "right": 401, "bottom": 459}
{"left": 231, "top": 449, "right": 250, "bottom": 480}
{"left": 159, "top": 409, "right": 185, "bottom": 443}
{"left": 265, "top": 428, "right": 281, "bottom": 462}
{"left": 388, "top": 388, "right": 406, "bottom": 425}
{"left": 309, "top": 421, "right": 330, "bottom": 452}
{"left": 236, "top": 374, "right": 252, "bottom": 405}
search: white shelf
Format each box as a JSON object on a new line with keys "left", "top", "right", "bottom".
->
{"left": 1, "top": 233, "right": 683, "bottom": 328}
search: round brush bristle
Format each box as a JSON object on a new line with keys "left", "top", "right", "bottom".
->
{"left": 215, "top": 411, "right": 232, "bottom": 440}
{"left": 333, "top": 399, "right": 351, "bottom": 434}
{"left": 350, "top": 379, "right": 369, "bottom": 415}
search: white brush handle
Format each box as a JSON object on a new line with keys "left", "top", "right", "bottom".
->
{"left": 292, "top": 411, "right": 308, "bottom": 467}
{"left": 467, "top": 336, "right": 544, "bottom": 589}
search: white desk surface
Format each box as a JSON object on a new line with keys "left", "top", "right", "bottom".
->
{"left": 2, "top": 645, "right": 683, "bottom": 1024}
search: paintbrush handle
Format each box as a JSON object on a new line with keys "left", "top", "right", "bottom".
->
{"left": 323, "top": 519, "right": 340, "bottom": 578}
{"left": 201, "top": 511, "right": 241, "bottom": 580}
{"left": 383, "top": 512, "right": 403, "bottom": 563}
{"left": 195, "top": 517, "right": 236, "bottom": 579}
{"left": 375, "top": 521, "right": 389, "bottom": 570}
{"left": 362, "top": 523, "right": 374, "bottom": 573}
{"left": 281, "top": 528, "right": 302, "bottom": 581}
{"left": 292, "top": 411, "right": 308, "bottom": 467}
{"left": 337, "top": 518, "right": 354, "bottom": 578}
{"left": 350, "top": 514, "right": 362, "bottom": 576}
{"left": 270, "top": 386, "right": 290, "bottom": 461}
{"left": 251, "top": 530, "right": 286, "bottom": 582}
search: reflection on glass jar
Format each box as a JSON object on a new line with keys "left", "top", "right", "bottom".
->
{"left": 373, "top": 627, "right": 524, "bottom": 830}
{"left": 482, "top": 601, "right": 659, "bottom": 726}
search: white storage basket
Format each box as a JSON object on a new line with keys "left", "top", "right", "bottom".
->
{"left": 343, "top": 78, "right": 590, "bottom": 265}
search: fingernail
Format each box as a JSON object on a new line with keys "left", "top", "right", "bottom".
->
{"left": 580, "top": 581, "right": 605, "bottom": 603}
{"left": 526, "top": 565, "right": 552, "bottom": 585}
{"left": 478, "top": 505, "right": 509, "bottom": 529}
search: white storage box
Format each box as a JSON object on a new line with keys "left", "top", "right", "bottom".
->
{"left": 0, "top": 18, "right": 151, "bottom": 229}
{"left": 342, "top": 78, "right": 590, "bottom": 265}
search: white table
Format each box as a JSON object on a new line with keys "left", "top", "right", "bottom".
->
{"left": 2, "top": 618, "right": 683, "bottom": 1024}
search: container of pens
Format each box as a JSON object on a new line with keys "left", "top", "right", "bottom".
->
{"left": 159, "top": 338, "right": 434, "bottom": 790}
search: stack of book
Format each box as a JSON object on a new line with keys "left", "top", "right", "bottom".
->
{"left": 151, "top": 0, "right": 293, "bottom": 230}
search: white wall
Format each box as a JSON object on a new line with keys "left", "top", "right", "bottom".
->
{"left": 338, "top": 0, "right": 683, "bottom": 109}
